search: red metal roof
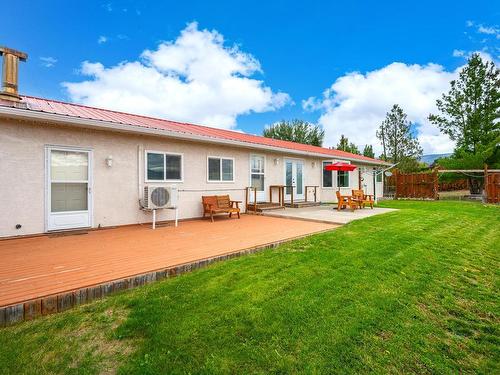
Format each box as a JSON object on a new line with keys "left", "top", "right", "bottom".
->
{"left": 16, "top": 95, "right": 386, "bottom": 164}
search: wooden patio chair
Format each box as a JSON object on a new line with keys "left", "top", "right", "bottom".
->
{"left": 336, "top": 191, "right": 358, "bottom": 211}
{"left": 352, "top": 189, "right": 374, "bottom": 209}
{"left": 202, "top": 195, "right": 241, "bottom": 222}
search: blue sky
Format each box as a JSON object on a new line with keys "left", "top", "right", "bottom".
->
{"left": 3, "top": 0, "right": 499, "bottom": 154}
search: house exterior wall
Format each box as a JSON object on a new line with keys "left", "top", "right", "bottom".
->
{"left": 0, "top": 119, "right": 383, "bottom": 238}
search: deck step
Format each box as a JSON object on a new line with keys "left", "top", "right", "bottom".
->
{"left": 285, "top": 201, "right": 321, "bottom": 208}
{"left": 246, "top": 203, "right": 285, "bottom": 213}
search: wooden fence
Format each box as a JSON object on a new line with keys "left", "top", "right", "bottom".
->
{"left": 485, "top": 171, "right": 500, "bottom": 203}
{"left": 385, "top": 166, "right": 500, "bottom": 202}
{"left": 438, "top": 179, "right": 469, "bottom": 191}
{"left": 389, "top": 170, "right": 438, "bottom": 199}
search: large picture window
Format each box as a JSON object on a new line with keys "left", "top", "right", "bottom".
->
{"left": 146, "top": 151, "right": 182, "bottom": 182}
{"left": 208, "top": 157, "right": 234, "bottom": 182}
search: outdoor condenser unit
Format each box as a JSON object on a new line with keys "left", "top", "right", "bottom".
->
{"left": 142, "top": 185, "right": 178, "bottom": 209}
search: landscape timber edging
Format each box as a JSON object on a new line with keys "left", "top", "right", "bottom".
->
{"left": 0, "top": 227, "right": 336, "bottom": 327}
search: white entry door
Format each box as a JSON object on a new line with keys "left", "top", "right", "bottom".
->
{"left": 284, "top": 159, "right": 305, "bottom": 201}
{"left": 249, "top": 155, "right": 266, "bottom": 202}
{"left": 46, "top": 147, "right": 92, "bottom": 231}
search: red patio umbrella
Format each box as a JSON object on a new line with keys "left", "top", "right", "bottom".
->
{"left": 324, "top": 162, "right": 358, "bottom": 192}
{"left": 324, "top": 162, "right": 357, "bottom": 172}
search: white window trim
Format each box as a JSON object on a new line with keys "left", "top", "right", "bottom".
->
{"left": 207, "top": 156, "right": 235, "bottom": 183}
{"left": 145, "top": 150, "right": 184, "bottom": 183}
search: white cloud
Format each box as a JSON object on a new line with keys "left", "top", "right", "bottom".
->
{"left": 97, "top": 36, "right": 108, "bottom": 44}
{"left": 452, "top": 49, "right": 465, "bottom": 57}
{"left": 303, "top": 62, "right": 459, "bottom": 155}
{"left": 477, "top": 24, "right": 499, "bottom": 36}
{"left": 64, "top": 22, "right": 290, "bottom": 129}
{"left": 39, "top": 56, "right": 57, "bottom": 68}
{"left": 466, "top": 20, "right": 500, "bottom": 39}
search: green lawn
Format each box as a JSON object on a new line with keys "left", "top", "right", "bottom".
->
{"left": 0, "top": 201, "right": 499, "bottom": 374}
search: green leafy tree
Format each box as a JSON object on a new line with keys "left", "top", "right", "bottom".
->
{"left": 363, "top": 144, "right": 375, "bottom": 158}
{"left": 376, "top": 104, "right": 423, "bottom": 172}
{"left": 428, "top": 53, "right": 500, "bottom": 193}
{"left": 336, "top": 134, "right": 360, "bottom": 154}
{"left": 263, "top": 119, "right": 325, "bottom": 146}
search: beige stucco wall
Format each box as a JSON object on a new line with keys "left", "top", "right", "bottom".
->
{"left": 0, "top": 118, "right": 382, "bottom": 237}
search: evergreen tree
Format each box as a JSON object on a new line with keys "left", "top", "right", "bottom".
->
{"left": 263, "top": 119, "right": 325, "bottom": 146}
{"left": 363, "top": 144, "right": 375, "bottom": 158}
{"left": 336, "top": 135, "right": 360, "bottom": 154}
{"left": 376, "top": 104, "right": 423, "bottom": 171}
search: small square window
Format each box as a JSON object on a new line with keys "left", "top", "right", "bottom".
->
{"left": 146, "top": 151, "right": 182, "bottom": 182}
{"left": 208, "top": 157, "right": 234, "bottom": 182}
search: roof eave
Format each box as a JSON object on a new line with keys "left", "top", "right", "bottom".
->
{"left": 0, "top": 106, "right": 389, "bottom": 166}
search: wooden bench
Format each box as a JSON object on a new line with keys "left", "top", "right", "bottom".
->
{"left": 336, "top": 191, "right": 358, "bottom": 211}
{"left": 352, "top": 189, "right": 374, "bottom": 209}
{"left": 202, "top": 195, "right": 241, "bottom": 222}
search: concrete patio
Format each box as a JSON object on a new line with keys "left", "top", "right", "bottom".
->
{"left": 264, "top": 204, "right": 396, "bottom": 224}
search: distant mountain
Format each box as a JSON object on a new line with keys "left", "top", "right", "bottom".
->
{"left": 420, "top": 153, "right": 452, "bottom": 165}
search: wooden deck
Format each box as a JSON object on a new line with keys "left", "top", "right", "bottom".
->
{"left": 0, "top": 215, "right": 336, "bottom": 308}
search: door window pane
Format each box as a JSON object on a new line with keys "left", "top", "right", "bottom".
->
{"left": 250, "top": 156, "right": 264, "bottom": 192}
{"left": 286, "top": 162, "right": 293, "bottom": 194}
{"left": 51, "top": 150, "right": 88, "bottom": 181}
{"left": 251, "top": 174, "right": 264, "bottom": 191}
{"left": 147, "top": 153, "right": 164, "bottom": 180}
{"left": 51, "top": 183, "right": 88, "bottom": 212}
{"left": 208, "top": 158, "right": 221, "bottom": 181}
{"left": 296, "top": 163, "right": 303, "bottom": 194}
{"left": 323, "top": 161, "right": 333, "bottom": 187}
{"left": 165, "top": 154, "right": 182, "bottom": 180}
{"left": 251, "top": 158, "right": 263, "bottom": 173}
{"left": 222, "top": 159, "right": 233, "bottom": 181}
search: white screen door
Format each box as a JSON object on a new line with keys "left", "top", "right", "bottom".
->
{"left": 249, "top": 155, "right": 266, "bottom": 202}
{"left": 284, "top": 159, "right": 305, "bottom": 201}
{"left": 47, "top": 147, "right": 92, "bottom": 231}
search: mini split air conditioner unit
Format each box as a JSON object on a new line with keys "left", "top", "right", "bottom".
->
{"left": 142, "top": 185, "right": 178, "bottom": 209}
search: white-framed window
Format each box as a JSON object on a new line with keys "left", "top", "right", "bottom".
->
{"left": 145, "top": 150, "right": 183, "bottom": 182}
{"left": 337, "top": 171, "right": 350, "bottom": 187}
{"left": 375, "top": 169, "right": 383, "bottom": 183}
{"left": 207, "top": 156, "right": 234, "bottom": 182}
